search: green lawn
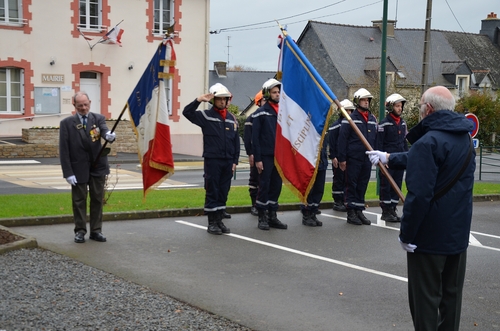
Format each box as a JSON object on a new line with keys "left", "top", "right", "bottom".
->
{"left": 1, "top": 181, "right": 499, "bottom": 219}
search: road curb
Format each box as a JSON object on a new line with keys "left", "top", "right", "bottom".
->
{"left": 1, "top": 195, "right": 498, "bottom": 229}
{"left": 0, "top": 225, "right": 38, "bottom": 255}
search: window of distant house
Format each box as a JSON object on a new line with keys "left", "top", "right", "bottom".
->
{"left": 153, "top": 0, "right": 173, "bottom": 35}
{"left": 0, "top": 68, "right": 24, "bottom": 113}
{"left": 457, "top": 75, "right": 469, "bottom": 98}
{"left": 386, "top": 72, "right": 394, "bottom": 89}
{"left": 0, "top": 0, "right": 23, "bottom": 26}
{"left": 79, "top": 0, "right": 102, "bottom": 30}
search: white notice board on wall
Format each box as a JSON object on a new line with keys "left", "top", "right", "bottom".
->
{"left": 34, "top": 87, "right": 61, "bottom": 114}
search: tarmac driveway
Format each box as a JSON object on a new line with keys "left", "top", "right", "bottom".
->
{"left": 12, "top": 201, "right": 500, "bottom": 331}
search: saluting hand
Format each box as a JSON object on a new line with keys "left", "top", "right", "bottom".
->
{"left": 197, "top": 93, "right": 214, "bottom": 103}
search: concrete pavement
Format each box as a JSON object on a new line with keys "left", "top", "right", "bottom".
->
{"left": 7, "top": 202, "right": 500, "bottom": 331}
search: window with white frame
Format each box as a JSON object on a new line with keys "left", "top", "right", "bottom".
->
{"left": 78, "top": 0, "right": 102, "bottom": 30}
{"left": 457, "top": 75, "right": 469, "bottom": 98}
{"left": 153, "top": 0, "right": 173, "bottom": 35}
{"left": 0, "top": 0, "right": 23, "bottom": 26}
{"left": 0, "top": 67, "right": 24, "bottom": 113}
{"left": 386, "top": 72, "right": 394, "bottom": 89}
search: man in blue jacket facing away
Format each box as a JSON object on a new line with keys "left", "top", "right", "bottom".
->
{"left": 367, "top": 85, "right": 475, "bottom": 331}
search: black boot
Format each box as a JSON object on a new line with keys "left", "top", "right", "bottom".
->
{"left": 250, "top": 196, "right": 258, "bottom": 216}
{"left": 311, "top": 212, "right": 322, "bottom": 226}
{"left": 390, "top": 206, "right": 401, "bottom": 222}
{"left": 333, "top": 201, "right": 347, "bottom": 212}
{"left": 381, "top": 207, "right": 399, "bottom": 222}
{"left": 207, "top": 212, "right": 222, "bottom": 235}
{"left": 268, "top": 210, "right": 287, "bottom": 229}
{"left": 216, "top": 210, "right": 231, "bottom": 234}
{"left": 302, "top": 210, "right": 317, "bottom": 227}
{"left": 347, "top": 209, "right": 362, "bottom": 225}
{"left": 356, "top": 210, "right": 371, "bottom": 225}
{"left": 258, "top": 209, "right": 269, "bottom": 230}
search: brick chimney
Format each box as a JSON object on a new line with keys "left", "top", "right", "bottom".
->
{"left": 214, "top": 61, "right": 227, "bottom": 78}
{"left": 480, "top": 12, "right": 500, "bottom": 45}
{"left": 372, "top": 20, "right": 396, "bottom": 38}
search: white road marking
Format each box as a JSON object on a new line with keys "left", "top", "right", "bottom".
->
{"left": 0, "top": 160, "right": 40, "bottom": 164}
{"left": 175, "top": 220, "right": 409, "bottom": 283}
{"left": 471, "top": 231, "right": 500, "bottom": 240}
{"left": 322, "top": 213, "right": 500, "bottom": 252}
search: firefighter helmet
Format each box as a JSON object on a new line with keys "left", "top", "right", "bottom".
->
{"left": 340, "top": 99, "right": 355, "bottom": 110}
{"left": 254, "top": 91, "right": 263, "bottom": 106}
{"left": 353, "top": 88, "right": 373, "bottom": 110}
{"left": 262, "top": 78, "right": 281, "bottom": 100}
{"left": 385, "top": 93, "right": 406, "bottom": 112}
{"left": 209, "top": 83, "right": 232, "bottom": 104}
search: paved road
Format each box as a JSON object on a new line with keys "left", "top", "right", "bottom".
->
{"left": 11, "top": 202, "right": 500, "bottom": 331}
{"left": 1, "top": 152, "right": 499, "bottom": 195}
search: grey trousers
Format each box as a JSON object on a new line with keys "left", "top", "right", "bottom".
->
{"left": 407, "top": 250, "right": 467, "bottom": 331}
{"left": 71, "top": 175, "right": 106, "bottom": 234}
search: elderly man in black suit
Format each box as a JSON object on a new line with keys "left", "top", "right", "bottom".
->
{"left": 59, "top": 91, "right": 116, "bottom": 243}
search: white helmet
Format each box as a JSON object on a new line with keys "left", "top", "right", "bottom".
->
{"left": 353, "top": 88, "right": 373, "bottom": 110}
{"left": 340, "top": 99, "right": 355, "bottom": 110}
{"left": 209, "top": 83, "right": 232, "bottom": 98}
{"left": 385, "top": 93, "right": 406, "bottom": 112}
{"left": 262, "top": 78, "right": 281, "bottom": 100}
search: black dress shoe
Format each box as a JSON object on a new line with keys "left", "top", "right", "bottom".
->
{"left": 74, "top": 232, "right": 85, "bottom": 243}
{"left": 89, "top": 232, "right": 107, "bottom": 242}
{"left": 223, "top": 211, "right": 231, "bottom": 219}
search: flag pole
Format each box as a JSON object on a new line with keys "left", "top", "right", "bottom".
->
{"left": 334, "top": 99, "right": 405, "bottom": 202}
{"left": 92, "top": 103, "right": 128, "bottom": 168}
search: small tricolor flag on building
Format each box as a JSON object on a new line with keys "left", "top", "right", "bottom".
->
{"left": 101, "top": 25, "right": 124, "bottom": 46}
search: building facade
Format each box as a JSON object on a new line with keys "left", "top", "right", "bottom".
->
{"left": 0, "top": 0, "right": 211, "bottom": 156}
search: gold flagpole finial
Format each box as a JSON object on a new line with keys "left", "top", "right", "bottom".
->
{"left": 276, "top": 20, "right": 288, "bottom": 36}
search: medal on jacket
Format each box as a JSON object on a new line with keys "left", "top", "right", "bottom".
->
{"left": 89, "top": 125, "right": 101, "bottom": 142}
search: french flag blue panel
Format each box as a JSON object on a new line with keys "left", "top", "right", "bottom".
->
{"left": 275, "top": 34, "right": 337, "bottom": 203}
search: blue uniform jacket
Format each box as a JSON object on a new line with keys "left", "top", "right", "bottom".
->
{"left": 389, "top": 110, "right": 475, "bottom": 255}
{"left": 376, "top": 114, "right": 409, "bottom": 153}
{"left": 337, "top": 109, "right": 377, "bottom": 162}
{"left": 243, "top": 115, "right": 253, "bottom": 156}
{"left": 251, "top": 102, "right": 277, "bottom": 162}
{"left": 317, "top": 135, "right": 328, "bottom": 171}
{"left": 328, "top": 116, "right": 343, "bottom": 160}
{"left": 182, "top": 99, "right": 240, "bottom": 164}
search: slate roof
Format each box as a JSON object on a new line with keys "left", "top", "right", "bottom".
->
{"left": 443, "top": 31, "right": 500, "bottom": 87}
{"left": 296, "top": 20, "right": 500, "bottom": 90}
{"left": 208, "top": 70, "right": 275, "bottom": 111}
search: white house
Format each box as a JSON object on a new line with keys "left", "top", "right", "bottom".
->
{"left": 0, "top": 0, "right": 211, "bottom": 156}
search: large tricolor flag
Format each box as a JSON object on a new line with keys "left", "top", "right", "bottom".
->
{"left": 275, "top": 34, "right": 338, "bottom": 203}
{"left": 127, "top": 40, "right": 175, "bottom": 197}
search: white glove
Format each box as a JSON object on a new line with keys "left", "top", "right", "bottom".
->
{"left": 398, "top": 237, "right": 417, "bottom": 253}
{"left": 105, "top": 131, "right": 116, "bottom": 142}
{"left": 66, "top": 175, "right": 77, "bottom": 186}
{"left": 365, "top": 150, "right": 388, "bottom": 165}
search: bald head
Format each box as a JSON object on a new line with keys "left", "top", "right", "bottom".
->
{"left": 420, "top": 86, "right": 456, "bottom": 119}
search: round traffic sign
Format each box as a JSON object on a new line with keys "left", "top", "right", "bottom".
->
{"left": 465, "top": 113, "right": 479, "bottom": 138}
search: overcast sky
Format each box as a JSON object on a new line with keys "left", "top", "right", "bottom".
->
{"left": 209, "top": 0, "right": 498, "bottom": 71}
